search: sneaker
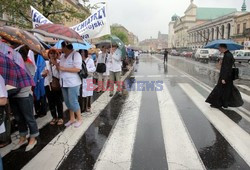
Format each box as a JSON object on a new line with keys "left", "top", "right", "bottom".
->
{"left": 25, "top": 140, "right": 37, "bottom": 152}
{"left": 74, "top": 120, "right": 83, "bottom": 128}
{"left": 64, "top": 121, "right": 75, "bottom": 127}
{"left": 12, "top": 140, "right": 28, "bottom": 150}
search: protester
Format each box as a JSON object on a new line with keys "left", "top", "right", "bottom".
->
{"left": 43, "top": 49, "right": 64, "bottom": 126}
{"left": 33, "top": 53, "right": 47, "bottom": 118}
{"left": 163, "top": 49, "right": 168, "bottom": 64}
{"left": 96, "top": 46, "right": 108, "bottom": 92}
{"left": 109, "top": 44, "right": 122, "bottom": 97}
{"left": 9, "top": 46, "right": 39, "bottom": 152}
{"left": 206, "top": 44, "right": 244, "bottom": 108}
{"left": 127, "top": 49, "right": 135, "bottom": 66}
{"left": 0, "top": 75, "right": 7, "bottom": 169}
{"left": 79, "top": 49, "right": 96, "bottom": 112}
{"left": 57, "top": 41, "right": 83, "bottom": 128}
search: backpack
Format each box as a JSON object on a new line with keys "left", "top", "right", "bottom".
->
{"left": 72, "top": 52, "right": 88, "bottom": 79}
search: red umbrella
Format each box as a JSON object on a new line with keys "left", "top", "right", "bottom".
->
{"left": 30, "top": 24, "right": 85, "bottom": 44}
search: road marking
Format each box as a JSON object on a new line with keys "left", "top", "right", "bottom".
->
{"left": 180, "top": 83, "right": 250, "bottom": 166}
{"left": 152, "top": 55, "right": 250, "bottom": 121}
{"left": 157, "top": 84, "right": 205, "bottom": 170}
{"left": 23, "top": 68, "right": 134, "bottom": 170}
{"left": 94, "top": 90, "right": 142, "bottom": 170}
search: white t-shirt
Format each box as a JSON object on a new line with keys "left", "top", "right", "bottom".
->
{"left": 109, "top": 49, "right": 122, "bottom": 72}
{"left": 59, "top": 51, "right": 82, "bottom": 87}
{"left": 0, "top": 75, "right": 7, "bottom": 98}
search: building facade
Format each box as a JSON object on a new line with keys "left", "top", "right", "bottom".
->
{"left": 231, "top": 12, "right": 250, "bottom": 47}
{"left": 168, "top": 14, "right": 178, "bottom": 48}
{"left": 187, "top": 12, "right": 244, "bottom": 49}
{"left": 169, "top": 0, "right": 237, "bottom": 49}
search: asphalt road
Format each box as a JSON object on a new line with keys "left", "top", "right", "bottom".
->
{"left": 2, "top": 54, "right": 250, "bottom": 170}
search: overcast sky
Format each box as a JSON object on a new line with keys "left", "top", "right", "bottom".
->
{"left": 89, "top": 0, "right": 250, "bottom": 41}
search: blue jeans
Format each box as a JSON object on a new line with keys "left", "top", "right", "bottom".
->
{"left": 0, "top": 155, "right": 3, "bottom": 170}
{"left": 9, "top": 95, "right": 39, "bottom": 138}
{"left": 62, "top": 86, "right": 80, "bottom": 112}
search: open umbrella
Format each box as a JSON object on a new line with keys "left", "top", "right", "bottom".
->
{"left": 204, "top": 39, "right": 244, "bottom": 51}
{"left": 30, "top": 24, "right": 85, "bottom": 44}
{"left": 54, "top": 40, "right": 91, "bottom": 50}
{"left": 110, "top": 35, "right": 126, "bottom": 60}
{"left": 95, "top": 40, "right": 112, "bottom": 49}
{"left": 0, "top": 52, "right": 35, "bottom": 88}
{"left": 0, "top": 41, "right": 26, "bottom": 69}
{"left": 0, "top": 26, "right": 45, "bottom": 54}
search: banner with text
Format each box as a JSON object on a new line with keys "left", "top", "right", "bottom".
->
{"left": 31, "top": 4, "right": 110, "bottom": 39}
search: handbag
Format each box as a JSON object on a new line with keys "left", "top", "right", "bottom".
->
{"left": 96, "top": 63, "right": 106, "bottom": 73}
{"left": 50, "top": 65, "right": 61, "bottom": 91}
{"left": 232, "top": 63, "right": 239, "bottom": 81}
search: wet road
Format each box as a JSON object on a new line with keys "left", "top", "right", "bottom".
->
{"left": 2, "top": 54, "right": 250, "bottom": 170}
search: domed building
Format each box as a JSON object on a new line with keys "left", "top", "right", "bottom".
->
{"left": 168, "top": 0, "right": 238, "bottom": 49}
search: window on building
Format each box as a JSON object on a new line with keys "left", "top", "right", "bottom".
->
{"left": 216, "top": 27, "right": 219, "bottom": 39}
{"left": 227, "top": 24, "right": 231, "bottom": 39}
{"left": 237, "top": 24, "right": 240, "bottom": 34}
{"left": 221, "top": 25, "right": 225, "bottom": 39}
{"left": 243, "top": 23, "right": 247, "bottom": 33}
{"left": 212, "top": 28, "right": 214, "bottom": 40}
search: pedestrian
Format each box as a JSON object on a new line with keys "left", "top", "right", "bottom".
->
{"left": 79, "top": 49, "right": 96, "bottom": 113}
{"left": 0, "top": 75, "right": 8, "bottom": 169}
{"left": 163, "top": 49, "right": 168, "bottom": 64}
{"left": 127, "top": 49, "right": 135, "bottom": 66}
{"left": 109, "top": 44, "right": 122, "bottom": 97}
{"left": 56, "top": 41, "right": 83, "bottom": 128}
{"left": 10, "top": 46, "right": 39, "bottom": 152}
{"left": 206, "top": 44, "right": 244, "bottom": 108}
{"left": 96, "top": 46, "right": 108, "bottom": 92}
{"left": 43, "top": 49, "right": 64, "bottom": 126}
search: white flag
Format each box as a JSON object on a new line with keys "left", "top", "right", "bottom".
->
{"left": 71, "top": 3, "right": 111, "bottom": 39}
{"left": 30, "top": 4, "right": 111, "bottom": 39}
{"left": 30, "top": 6, "right": 52, "bottom": 28}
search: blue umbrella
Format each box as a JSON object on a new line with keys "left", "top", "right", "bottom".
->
{"left": 204, "top": 39, "right": 243, "bottom": 51}
{"left": 54, "top": 40, "right": 92, "bottom": 50}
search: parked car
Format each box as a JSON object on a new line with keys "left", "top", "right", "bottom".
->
{"left": 209, "top": 50, "right": 220, "bottom": 61}
{"left": 184, "top": 52, "right": 193, "bottom": 58}
{"left": 180, "top": 51, "right": 187, "bottom": 57}
{"left": 194, "top": 49, "right": 210, "bottom": 62}
{"left": 233, "top": 50, "right": 250, "bottom": 63}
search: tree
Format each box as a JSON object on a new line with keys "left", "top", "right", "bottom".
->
{"left": 0, "top": 0, "right": 91, "bottom": 28}
{"left": 101, "top": 26, "right": 129, "bottom": 44}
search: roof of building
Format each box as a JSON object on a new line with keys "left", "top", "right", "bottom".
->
{"left": 196, "top": 7, "right": 237, "bottom": 20}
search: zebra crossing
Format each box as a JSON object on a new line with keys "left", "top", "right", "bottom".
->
{"left": 1, "top": 55, "right": 250, "bottom": 170}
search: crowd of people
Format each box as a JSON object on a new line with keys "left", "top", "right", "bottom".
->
{"left": 0, "top": 39, "right": 140, "bottom": 163}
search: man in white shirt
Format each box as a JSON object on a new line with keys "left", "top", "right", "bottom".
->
{"left": 109, "top": 45, "right": 122, "bottom": 97}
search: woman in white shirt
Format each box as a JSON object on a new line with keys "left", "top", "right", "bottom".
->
{"left": 56, "top": 42, "right": 83, "bottom": 128}
{"left": 96, "top": 46, "right": 108, "bottom": 92}
{"left": 43, "top": 49, "right": 64, "bottom": 126}
{"left": 79, "top": 49, "right": 96, "bottom": 112}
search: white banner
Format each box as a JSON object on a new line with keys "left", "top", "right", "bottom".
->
{"left": 30, "top": 4, "right": 110, "bottom": 39}
{"left": 30, "top": 6, "right": 52, "bottom": 28}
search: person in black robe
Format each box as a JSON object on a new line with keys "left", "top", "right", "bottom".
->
{"left": 206, "top": 44, "right": 243, "bottom": 108}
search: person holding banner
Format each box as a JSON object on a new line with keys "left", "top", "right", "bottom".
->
{"left": 109, "top": 44, "right": 122, "bottom": 97}
{"left": 56, "top": 41, "right": 83, "bottom": 128}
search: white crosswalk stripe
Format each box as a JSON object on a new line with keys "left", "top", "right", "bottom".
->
{"left": 179, "top": 83, "right": 250, "bottom": 166}
{"left": 94, "top": 90, "right": 142, "bottom": 170}
{"left": 157, "top": 84, "right": 205, "bottom": 170}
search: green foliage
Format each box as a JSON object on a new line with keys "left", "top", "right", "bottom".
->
{"left": 0, "top": 0, "right": 90, "bottom": 28}
{"left": 101, "top": 26, "right": 129, "bottom": 44}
